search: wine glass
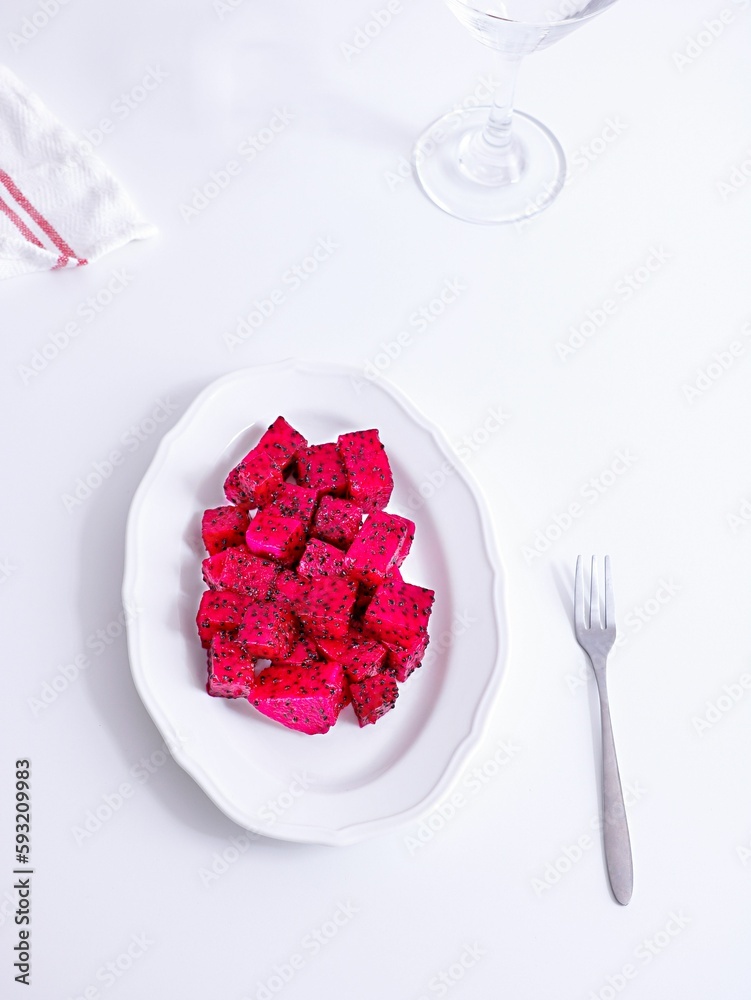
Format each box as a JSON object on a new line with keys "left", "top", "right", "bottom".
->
{"left": 413, "top": 0, "right": 621, "bottom": 224}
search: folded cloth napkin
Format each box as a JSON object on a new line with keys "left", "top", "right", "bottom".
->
{"left": 0, "top": 66, "right": 156, "bottom": 280}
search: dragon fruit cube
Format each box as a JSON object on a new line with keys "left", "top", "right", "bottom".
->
{"left": 295, "top": 442, "right": 348, "bottom": 499}
{"left": 237, "top": 600, "right": 297, "bottom": 660}
{"left": 251, "top": 661, "right": 347, "bottom": 734}
{"left": 269, "top": 482, "right": 319, "bottom": 531}
{"left": 337, "top": 429, "right": 393, "bottom": 514}
{"left": 295, "top": 576, "right": 357, "bottom": 639}
{"left": 202, "top": 545, "right": 278, "bottom": 599}
{"left": 270, "top": 636, "right": 320, "bottom": 669}
{"left": 362, "top": 578, "right": 434, "bottom": 646}
{"left": 275, "top": 568, "right": 307, "bottom": 602}
{"left": 353, "top": 582, "right": 376, "bottom": 617}
{"left": 350, "top": 671, "right": 399, "bottom": 727}
{"left": 245, "top": 508, "right": 306, "bottom": 566}
{"left": 196, "top": 590, "right": 252, "bottom": 648}
{"left": 201, "top": 505, "right": 250, "bottom": 554}
{"left": 383, "top": 630, "right": 430, "bottom": 682}
{"left": 352, "top": 566, "right": 402, "bottom": 618}
{"left": 311, "top": 496, "right": 363, "bottom": 549}
{"left": 345, "top": 511, "right": 414, "bottom": 586}
{"left": 224, "top": 450, "right": 283, "bottom": 508}
{"left": 297, "top": 538, "right": 348, "bottom": 579}
{"left": 315, "top": 628, "right": 387, "bottom": 682}
{"left": 256, "top": 416, "right": 307, "bottom": 472}
{"left": 206, "top": 633, "right": 257, "bottom": 698}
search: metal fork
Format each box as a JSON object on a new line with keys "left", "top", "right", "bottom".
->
{"left": 574, "top": 555, "right": 633, "bottom": 905}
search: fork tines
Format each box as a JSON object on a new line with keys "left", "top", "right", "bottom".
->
{"left": 575, "top": 555, "right": 615, "bottom": 636}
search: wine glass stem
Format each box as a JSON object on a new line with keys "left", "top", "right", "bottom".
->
{"left": 483, "top": 53, "right": 522, "bottom": 150}
{"left": 460, "top": 53, "right": 525, "bottom": 186}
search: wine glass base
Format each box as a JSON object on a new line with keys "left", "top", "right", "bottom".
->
{"left": 412, "top": 107, "right": 566, "bottom": 225}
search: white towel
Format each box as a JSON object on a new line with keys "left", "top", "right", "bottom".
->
{"left": 0, "top": 66, "right": 156, "bottom": 280}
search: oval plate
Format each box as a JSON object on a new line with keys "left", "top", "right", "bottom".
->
{"left": 123, "top": 361, "right": 508, "bottom": 845}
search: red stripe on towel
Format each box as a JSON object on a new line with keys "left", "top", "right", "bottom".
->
{"left": 0, "top": 192, "right": 46, "bottom": 248}
{"left": 0, "top": 168, "right": 86, "bottom": 267}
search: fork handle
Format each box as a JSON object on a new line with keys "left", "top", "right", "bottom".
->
{"left": 594, "top": 670, "right": 633, "bottom": 904}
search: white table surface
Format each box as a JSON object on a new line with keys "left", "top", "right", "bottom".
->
{"left": 3, "top": 0, "right": 751, "bottom": 996}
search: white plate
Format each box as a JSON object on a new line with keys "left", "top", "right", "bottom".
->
{"left": 123, "top": 361, "right": 508, "bottom": 845}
